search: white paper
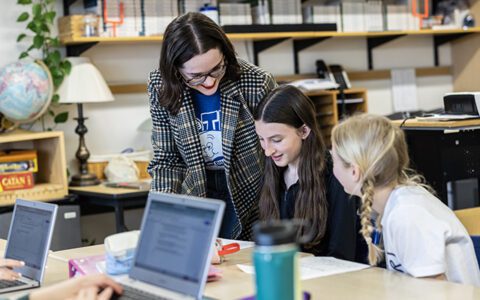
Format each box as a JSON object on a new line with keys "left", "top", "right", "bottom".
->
{"left": 416, "top": 114, "right": 479, "bottom": 121}
{"left": 299, "top": 256, "right": 369, "bottom": 280}
{"left": 219, "top": 238, "right": 254, "bottom": 249}
{"left": 237, "top": 256, "right": 369, "bottom": 280}
{"left": 391, "top": 68, "right": 418, "bottom": 112}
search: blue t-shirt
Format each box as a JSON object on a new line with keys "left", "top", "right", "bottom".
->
{"left": 192, "top": 90, "right": 224, "bottom": 170}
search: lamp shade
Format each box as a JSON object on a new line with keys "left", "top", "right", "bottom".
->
{"left": 57, "top": 57, "right": 114, "bottom": 104}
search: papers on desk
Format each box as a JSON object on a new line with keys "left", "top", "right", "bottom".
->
{"left": 219, "top": 238, "right": 255, "bottom": 249}
{"left": 391, "top": 68, "right": 418, "bottom": 112}
{"left": 415, "top": 114, "right": 480, "bottom": 121}
{"left": 237, "top": 256, "right": 369, "bottom": 280}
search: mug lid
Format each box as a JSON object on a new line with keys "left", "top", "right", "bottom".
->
{"left": 253, "top": 221, "right": 298, "bottom": 246}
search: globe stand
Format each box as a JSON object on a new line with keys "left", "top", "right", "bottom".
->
{"left": 70, "top": 103, "right": 100, "bottom": 187}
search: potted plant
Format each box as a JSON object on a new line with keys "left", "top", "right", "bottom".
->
{"left": 16, "top": 0, "right": 71, "bottom": 129}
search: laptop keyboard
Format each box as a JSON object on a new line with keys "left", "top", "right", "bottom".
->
{"left": 0, "top": 279, "right": 27, "bottom": 289}
{"left": 114, "top": 284, "right": 173, "bottom": 300}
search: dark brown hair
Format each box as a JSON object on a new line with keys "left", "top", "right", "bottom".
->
{"left": 157, "top": 12, "right": 240, "bottom": 115}
{"left": 254, "top": 85, "right": 329, "bottom": 249}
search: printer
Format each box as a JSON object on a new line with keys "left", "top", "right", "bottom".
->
{"left": 443, "top": 92, "right": 480, "bottom": 116}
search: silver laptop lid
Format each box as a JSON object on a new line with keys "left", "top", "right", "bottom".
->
{"left": 5, "top": 199, "right": 58, "bottom": 282}
{"left": 129, "top": 192, "right": 225, "bottom": 299}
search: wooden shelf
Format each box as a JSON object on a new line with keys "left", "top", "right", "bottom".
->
{"left": 61, "top": 25, "right": 478, "bottom": 73}
{"left": 0, "top": 130, "right": 68, "bottom": 206}
{"left": 276, "top": 66, "right": 451, "bottom": 82}
{"left": 392, "top": 118, "right": 480, "bottom": 129}
{"left": 307, "top": 88, "right": 368, "bottom": 147}
{"left": 60, "top": 27, "right": 480, "bottom": 45}
{"left": 105, "top": 67, "right": 450, "bottom": 95}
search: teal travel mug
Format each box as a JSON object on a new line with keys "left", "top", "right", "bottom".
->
{"left": 253, "top": 221, "right": 301, "bottom": 300}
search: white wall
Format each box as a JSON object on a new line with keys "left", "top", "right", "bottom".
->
{"left": 1, "top": 2, "right": 452, "bottom": 172}
{"left": 1, "top": 2, "right": 453, "bottom": 240}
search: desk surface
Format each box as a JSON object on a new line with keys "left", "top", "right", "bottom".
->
{"left": 69, "top": 184, "right": 149, "bottom": 198}
{"left": 2, "top": 240, "right": 479, "bottom": 300}
{"left": 392, "top": 118, "right": 480, "bottom": 129}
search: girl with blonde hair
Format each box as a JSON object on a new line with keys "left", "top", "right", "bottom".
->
{"left": 331, "top": 113, "right": 480, "bottom": 285}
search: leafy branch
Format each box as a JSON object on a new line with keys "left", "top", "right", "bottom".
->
{"left": 16, "top": 0, "right": 70, "bottom": 129}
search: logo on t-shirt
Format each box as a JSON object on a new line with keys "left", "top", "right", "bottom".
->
{"left": 386, "top": 252, "right": 404, "bottom": 273}
{"left": 198, "top": 111, "right": 223, "bottom": 166}
{"left": 193, "top": 91, "right": 224, "bottom": 170}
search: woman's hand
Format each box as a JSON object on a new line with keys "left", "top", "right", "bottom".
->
{"left": 0, "top": 258, "right": 24, "bottom": 280}
{"left": 29, "top": 274, "right": 123, "bottom": 300}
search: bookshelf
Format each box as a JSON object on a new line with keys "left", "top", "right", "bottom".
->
{"left": 60, "top": 27, "right": 480, "bottom": 44}
{"left": 60, "top": 26, "right": 478, "bottom": 89}
{"left": 60, "top": 0, "right": 480, "bottom": 91}
{"left": 0, "top": 130, "right": 68, "bottom": 206}
{"left": 306, "top": 88, "right": 368, "bottom": 147}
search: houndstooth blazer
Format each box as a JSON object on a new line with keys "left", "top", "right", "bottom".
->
{"left": 147, "top": 59, "right": 277, "bottom": 239}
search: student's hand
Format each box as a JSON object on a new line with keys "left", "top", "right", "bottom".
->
{"left": 0, "top": 258, "right": 24, "bottom": 280}
{"left": 29, "top": 274, "right": 123, "bottom": 300}
{"left": 70, "top": 286, "right": 115, "bottom": 300}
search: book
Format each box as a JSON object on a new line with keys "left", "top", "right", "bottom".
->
{"left": 0, "top": 172, "right": 34, "bottom": 192}
{"left": 0, "top": 160, "right": 36, "bottom": 173}
{"left": 69, "top": 255, "right": 105, "bottom": 278}
{"left": 0, "top": 150, "right": 38, "bottom": 173}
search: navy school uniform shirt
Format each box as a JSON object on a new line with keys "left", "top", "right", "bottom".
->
{"left": 278, "top": 158, "right": 367, "bottom": 262}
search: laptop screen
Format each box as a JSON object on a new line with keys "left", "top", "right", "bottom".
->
{"left": 136, "top": 201, "right": 215, "bottom": 283}
{"left": 5, "top": 200, "right": 57, "bottom": 281}
{"left": 130, "top": 193, "right": 224, "bottom": 299}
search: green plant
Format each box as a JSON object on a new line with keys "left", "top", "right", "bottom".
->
{"left": 16, "top": 0, "right": 71, "bottom": 130}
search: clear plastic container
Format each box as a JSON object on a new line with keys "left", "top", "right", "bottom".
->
{"left": 83, "top": 14, "right": 99, "bottom": 37}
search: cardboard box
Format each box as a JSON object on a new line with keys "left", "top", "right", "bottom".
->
{"left": 0, "top": 172, "right": 34, "bottom": 192}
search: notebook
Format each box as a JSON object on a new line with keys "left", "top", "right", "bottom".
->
{"left": 0, "top": 199, "right": 58, "bottom": 294}
{"left": 115, "top": 192, "right": 225, "bottom": 300}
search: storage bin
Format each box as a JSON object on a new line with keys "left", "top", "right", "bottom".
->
{"left": 87, "top": 150, "right": 151, "bottom": 180}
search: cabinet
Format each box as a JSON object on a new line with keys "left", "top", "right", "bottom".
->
{"left": 0, "top": 130, "right": 68, "bottom": 206}
{"left": 306, "top": 88, "right": 368, "bottom": 146}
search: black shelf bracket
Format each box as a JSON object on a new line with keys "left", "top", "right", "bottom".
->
{"left": 433, "top": 33, "right": 471, "bottom": 66}
{"left": 293, "top": 37, "right": 331, "bottom": 74}
{"left": 66, "top": 43, "right": 98, "bottom": 57}
{"left": 367, "top": 35, "right": 404, "bottom": 70}
{"left": 63, "top": 0, "right": 98, "bottom": 56}
{"left": 62, "top": 0, "right": 77, "bottom": 15}
{"left": 253, "top": 38, "right": 289, "bottom": 66}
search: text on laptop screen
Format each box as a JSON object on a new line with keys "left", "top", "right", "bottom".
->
{"left": 5, "top": 205, "right": 53, "bottom": 270}
{"left": 135, "top": 201, "right": 215, "bottom": 284}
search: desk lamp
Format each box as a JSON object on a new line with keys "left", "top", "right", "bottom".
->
{"left": 57, "top": 57, "right": 114, "bottom": 186}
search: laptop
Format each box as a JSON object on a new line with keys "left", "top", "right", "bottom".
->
{"left": 0, "top": 199, "right": 58, "bottom": 294}
{"left": 115, "top": 192, "right": 225, "bottom": 300}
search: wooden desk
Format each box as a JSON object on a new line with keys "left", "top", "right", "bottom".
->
{"left": 69, "top": 184, "right": 149, "bottom": 233}
{"left": 392, "top": 118, "right": 480, "bottom": 207}
{"left": 2, "top": 240, "right": 479, "bottom": 300}
{"left": 393, "top": 117, "right": 480, "bottom": 130}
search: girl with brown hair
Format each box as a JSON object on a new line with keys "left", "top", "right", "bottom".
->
{"left": 254, "top": 85, "right": 363, "bottom": 259}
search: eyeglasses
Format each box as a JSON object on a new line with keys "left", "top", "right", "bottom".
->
{"left": 182, "top": 63, "right": 227, "bottom": 86}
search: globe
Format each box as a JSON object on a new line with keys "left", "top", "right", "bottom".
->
{"left": 0, "top": 60, "right": 53, "bottom": 124}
